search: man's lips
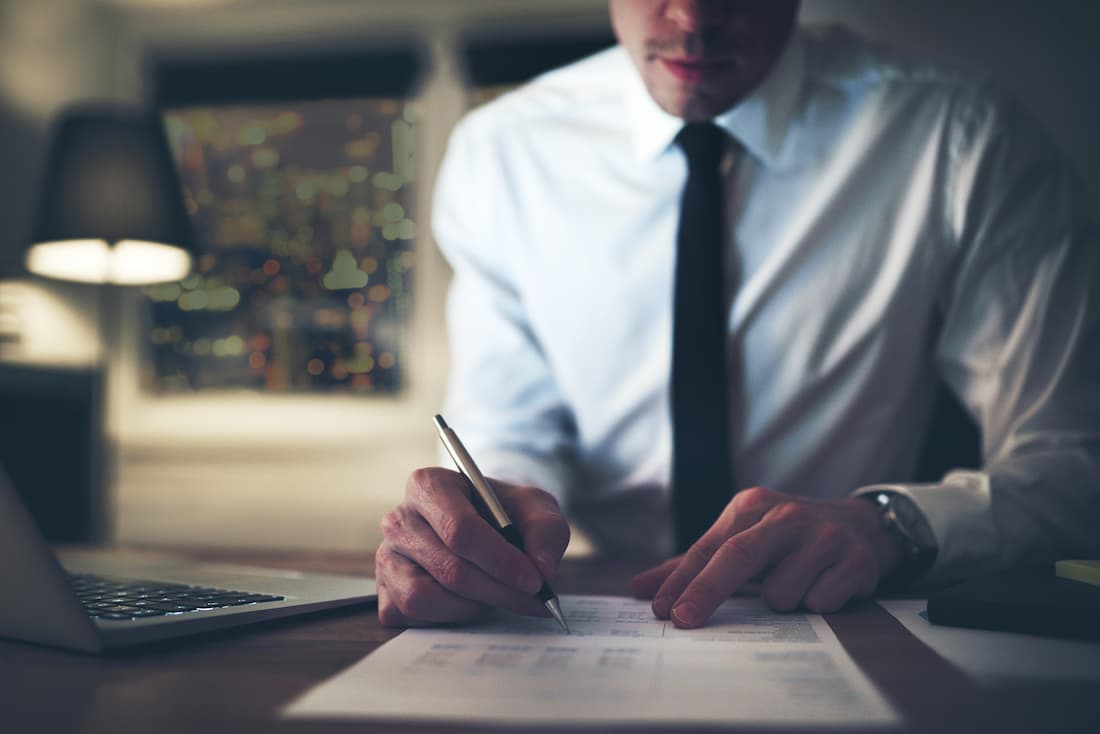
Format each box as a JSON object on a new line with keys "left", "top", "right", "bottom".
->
{"left": 659, "top": 57, "right": 733, "bottom": 83}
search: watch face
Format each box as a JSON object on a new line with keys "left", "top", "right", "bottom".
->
{"left": 887, "top": 493, "right": 937, "bottom": 551}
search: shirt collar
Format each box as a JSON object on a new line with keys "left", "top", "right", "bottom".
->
{"left": 626, "top": 28, "right": 805, "bottom": 167}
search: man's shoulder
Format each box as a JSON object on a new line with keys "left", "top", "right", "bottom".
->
{"left": 453, "top": 45, "right": 631, "bottom": 147}
{"left": 801, "top": 25, "right": 1021, "bottom": 141}
{"left": 801, "top": 24, "right": 985, "bottom": 104}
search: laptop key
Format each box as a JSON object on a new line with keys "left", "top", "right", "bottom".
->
{"left": 129, "top": 609, "right": 168, "bottom": 618}
{"left": 147, "top": 603, "right": 200, "bottom": 612}
{"left": 70, "top": 572, "right": 285, "bottom": 620}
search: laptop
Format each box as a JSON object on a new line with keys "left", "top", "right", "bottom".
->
{"left": 0, "top": 466, "right": 376, "bottom": 653}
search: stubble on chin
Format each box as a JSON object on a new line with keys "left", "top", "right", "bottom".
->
{"left": 644, "top": 68, "right": 728, "bottom": 121}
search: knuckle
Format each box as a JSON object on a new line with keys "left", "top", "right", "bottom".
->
{"left": 374, "top": 545, "right": 403, "bottom": 582}
{"left": 734, "top": 486, "right": 774, "bottom": 514}
{"left": 815, "top": 521, "right": 846, "bottom": 553}
{"left": 438, "top": 514, "right": 475, "bottom": 555}
{"left": 716, "top": 535, "right": 757, "bottom": 569}
{"left": 527, "top": 486, "right": 561, "bottom": 510}
{"left": 433, "top": 555, "right": 466, "bottom": 590}
{"left": 532, "top": 510, "right": 571, "bottom": 544}
{"left": 380, "top": 508, "right": 404, "bottom": 539}
{"left": 377, "top": 597, "right": 405, "bottom": 627}
{"left": 401, "top": 576, "right": 438, "bottom": 619}
{"left": 511, "top": 486, "right": 566, "bottom": 525}
{"left": 377, "top": 603, "right": 396, "bottom": 625}
{"left": 768, "top": 501, "right": 809, "bottom": 525}
{"left": 376, "top": 584, "right": 405, "bottom": 627}
{"left": 374, "top": 545, "right": 391, "bottom": 576}
{"left": 406, "top": 467, "right": 435, "bottom": 497}
{"left": 688, "top": 536, "right": 723, "bottom": 565}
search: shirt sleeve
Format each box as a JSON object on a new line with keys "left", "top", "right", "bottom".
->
{"left": 431, "top": 113, "right": 578, "bottom": 508}
{"left": 857, "top": 90, "right": 1100, "bottom": 586}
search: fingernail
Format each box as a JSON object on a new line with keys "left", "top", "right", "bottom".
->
{"left": 672, "top": 602, "right": 698, "bottom": 627}
{"left": 653, "top": 595, "right": 674, "bottom": 618}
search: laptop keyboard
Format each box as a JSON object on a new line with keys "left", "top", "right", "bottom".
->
{"left": 68, "top": 572, "right": 285, "bottom": 621}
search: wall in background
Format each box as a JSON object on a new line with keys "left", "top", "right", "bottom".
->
{"left": 1, "top": 0, "right": 1097, "bottom": 552}
{"left": 805, "top": 0, "right": 1100, "bottom": 205}
{"left": 0, "top": 1, "right": 109, "bottom": 269}
{"left": 0, "top": 0, "right": 134, "bottom": 362}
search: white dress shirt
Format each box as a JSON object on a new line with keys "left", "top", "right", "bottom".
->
{"left": 432, "top": 25, "right": 1100, "bottom": 584}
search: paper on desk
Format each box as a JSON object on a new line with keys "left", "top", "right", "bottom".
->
{"left": 879, "top": 599, "right": 1100, "bottom": 685}
{"left": 283, "top": 595, "right": 899, "bottom": 727}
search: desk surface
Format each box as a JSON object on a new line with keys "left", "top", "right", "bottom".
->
{"left": 1, "top": 548, "right": 1096, "bottom": 734}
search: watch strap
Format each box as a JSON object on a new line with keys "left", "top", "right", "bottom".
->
{"left": 862, "top": 490, "right": 938, "bottom": 591}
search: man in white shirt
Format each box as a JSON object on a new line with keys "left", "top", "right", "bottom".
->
{"left": 376, "top": 0, "right": 1100, "bottom": 628}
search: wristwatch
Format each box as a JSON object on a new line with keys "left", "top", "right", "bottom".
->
{"left": 861, "top": 490, "right": 938, "bottom": 590}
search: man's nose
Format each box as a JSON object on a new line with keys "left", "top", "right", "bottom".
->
{"left": 664, "top": 0, "right": 725, "bottom": 33}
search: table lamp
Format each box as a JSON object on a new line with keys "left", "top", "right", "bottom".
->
{"left": 22, "top": 103, "right": 196, "bottom": 542}
{"left": 25, "top": 104, "right": 195, "bottom": 285}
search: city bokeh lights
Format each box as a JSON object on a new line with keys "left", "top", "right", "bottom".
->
{"left": 146, "top": 98, "right": 417, "bottom": 394}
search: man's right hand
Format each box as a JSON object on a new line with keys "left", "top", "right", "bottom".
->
{"left": 376, "top": 467, "right": 570, "bottom": 627}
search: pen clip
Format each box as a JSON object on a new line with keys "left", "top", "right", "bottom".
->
{"left": 435, "top": 418, "right": 513, "bottom": 529}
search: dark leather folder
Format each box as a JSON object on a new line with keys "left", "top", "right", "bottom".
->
{"left": 926, "top": 569, "right": 1100, "bottom": 640}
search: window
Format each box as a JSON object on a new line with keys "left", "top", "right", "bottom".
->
{"left": 462, "top": 33, "right": 615, "bottom": 106}
{"left": 147, "top": 47, "right": 422, "bottom": 394}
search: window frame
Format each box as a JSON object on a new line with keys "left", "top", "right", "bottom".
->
{"left": 109, "top": 36, "right": 453, "bottom": 451}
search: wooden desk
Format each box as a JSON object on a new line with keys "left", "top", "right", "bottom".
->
{"left": 1, "top": 550, "right": 1096, "bottom": 733}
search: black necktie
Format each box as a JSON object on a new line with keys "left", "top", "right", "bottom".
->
{"left": 671, "top": 122, "right": 735, "bottom": 552}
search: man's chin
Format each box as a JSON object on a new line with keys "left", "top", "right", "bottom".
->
{"left": 654, "top": 89, "right": 729, "bottom": 121}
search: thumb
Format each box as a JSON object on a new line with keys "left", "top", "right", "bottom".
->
{"left": 504, "top": 485, "right": 570, "bottom": 582}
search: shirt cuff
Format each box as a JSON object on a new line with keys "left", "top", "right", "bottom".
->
{"left": 852, "top": 470, "right": 996, "bottom": 586}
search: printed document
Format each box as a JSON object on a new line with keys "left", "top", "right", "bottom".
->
{"left": 284, "top": 595, "right": 898, "bottom": 727}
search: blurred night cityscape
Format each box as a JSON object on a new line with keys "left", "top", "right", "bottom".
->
{"left": 146, "top": 97, "right": 417, "bottom": 394}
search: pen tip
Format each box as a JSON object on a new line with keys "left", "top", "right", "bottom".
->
{"left": 546, "top": 598, "right": 570, "bottom": 634}
{"left": 433, "top": 414, "right": 447, "bottom": 430}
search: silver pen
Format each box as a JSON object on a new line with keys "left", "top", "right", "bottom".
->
{"left": 433, "top": 414, "right": 570, "bottom": 633}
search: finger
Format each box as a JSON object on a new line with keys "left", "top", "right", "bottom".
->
{"left": 502, "top": 485, "right": 570, "bottom": 581}
{"left": 669, "top": 519, "right": 805, "bottom": 628}
{"left": 385, "top": 506, "right": 549, "bottom": 617}
{"left": 376, "top": 546, "right": 484, "bottom": 626}
{"left": 803, "top": 544, "right": 879, "bottom": 614}
{"left": 651, "top": 491, "right": 775, "bottom": 618}
{"left": 630, "top": 556, "right": 683, "bottom": 599}
{"left": 407, "top": 468, "right": 542, "bottom": 594}
{"left": 376, "top": 579, "right": 410, "bottom": 627}
{"left": 376, "top": 543, "right": 412, "bottom": 627}
{"left": 759, "top": 523, "right": 849, "bottom": 612}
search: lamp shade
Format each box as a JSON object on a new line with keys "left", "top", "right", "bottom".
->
{"left": 26, "top": 104, "right": 196, "bottom": 285}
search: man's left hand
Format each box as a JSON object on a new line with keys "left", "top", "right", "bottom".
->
{"left": 631, "top": 486, "right": 902, "bottom": 627}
